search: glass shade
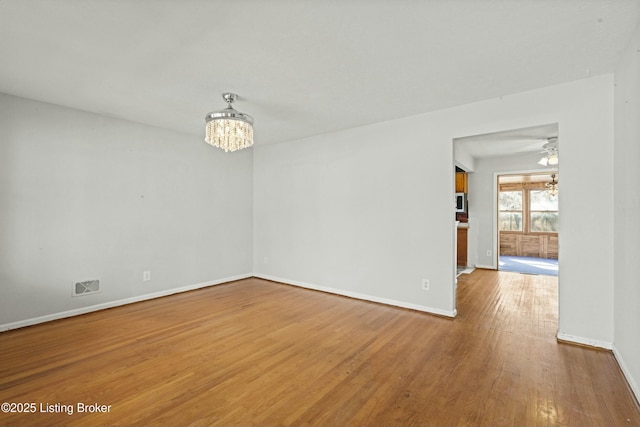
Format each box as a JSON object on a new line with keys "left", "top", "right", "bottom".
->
{"left": 539, "top": 151, "right": 558, "bottom": 166}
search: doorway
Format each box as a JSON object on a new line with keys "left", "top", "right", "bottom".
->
{"left": 497, "top": 172, "right": 559, "bottom": 276}
{"left": 452, "top": 122, "right": 560, "bottom": 315}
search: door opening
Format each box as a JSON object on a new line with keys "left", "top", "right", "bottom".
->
{"left": 497, "top": 172, "right": 559, "bottom": 276}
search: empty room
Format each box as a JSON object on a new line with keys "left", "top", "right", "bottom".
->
{"left": 1, "top": 1, "right": 640, "bottom": 426}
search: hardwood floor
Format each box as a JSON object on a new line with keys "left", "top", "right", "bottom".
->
{"left": 1, "top": 271, "right": 639, "bottom": 426}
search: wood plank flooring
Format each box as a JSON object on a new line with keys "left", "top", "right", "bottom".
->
{"left": 1, "top": 271, "right": 639, "bottom": 426}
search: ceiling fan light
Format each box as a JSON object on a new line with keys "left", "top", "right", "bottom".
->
{"left": 539, "top": 137, "right": 559, "bottom": 167}
{"left": 204, "top": 93, "right": 254, "bottom": 152}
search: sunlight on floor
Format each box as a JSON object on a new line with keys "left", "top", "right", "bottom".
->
{"left": 499, "top": 256, "right": 558, "bottom": 276}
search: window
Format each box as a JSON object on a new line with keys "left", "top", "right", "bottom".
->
{"left": 530, "top": 190, "right": 558, "bottom": 232}
{"left": 499, "top": 191, "right": 522, "bottom": 231}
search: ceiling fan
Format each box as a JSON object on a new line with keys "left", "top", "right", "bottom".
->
{"left": 538, "top": 137, "right": 559, "bottom": 166}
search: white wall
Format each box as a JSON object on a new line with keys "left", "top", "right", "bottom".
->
{"left": 253, "top": 120, "right": 456, "bottom": 316}
{"left": 467, "top": 151, "right": 554, "bottom": 269}
{"left": 0, "top": 94, "right": 253, "bottom": 329}
{"left": 613, "top": 25, "right": 640, "bottom": 401}
{"left": 453, "top": 143, "right": 476, "bottom": 172}
{"left": 254, "top": 75, "right": 615, "bottom": 345}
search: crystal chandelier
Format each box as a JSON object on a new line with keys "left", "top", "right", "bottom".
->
{"left": 205, "top": 93, "right": 254, "bottom": 152}
{"left": 546, "top": 174, "right": 558, "bottom": 196}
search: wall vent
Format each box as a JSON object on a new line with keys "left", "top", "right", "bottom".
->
{"left": 73, "top": 279, "right": 101, "bottom": 297}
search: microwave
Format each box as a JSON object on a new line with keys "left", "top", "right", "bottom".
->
{"left": 455, "top": 192, "right": 466, "bottom": 213}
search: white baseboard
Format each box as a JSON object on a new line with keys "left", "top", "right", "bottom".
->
{"left": 255, "top": 274, "right": 457, "bottom": 318}
{"left": 612, "top": 344, "right": 640, "bottom": 405}
{"left": 556, "top": 332, "right": 612, "bottom": 350}
{"left": 474, "top": 264, "right": 496, "bottom": 270}
{"left": 555, "top": 334, "right": 640, "bottom": 403}
{"left": 0, "top": 273, "right": 252, "bottom": 332}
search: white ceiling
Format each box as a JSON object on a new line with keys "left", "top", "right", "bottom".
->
{"left": 0, "top": 1, "right": 638, "bottom": 147}
{"left": 454, "top": 123, "right": 559, "bottom": 159}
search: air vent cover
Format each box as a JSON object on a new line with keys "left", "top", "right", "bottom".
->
{"left": 73, "top": 279, "right": 101, "bottom": 297}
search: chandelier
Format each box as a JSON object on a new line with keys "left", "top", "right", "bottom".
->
{"left": 205, "top": 93, "right": 254, "bottom": 152}
{"left": 538, "top": 137, "right": 559, "bottom": 166}
{"left": 546, "top": 174, "right": 558, "bottom": 196}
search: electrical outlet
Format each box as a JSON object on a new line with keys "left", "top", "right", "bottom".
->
{"left": 487, "top": 250, "right": 492, "bottom": 257}
{"left": 263, "top": 256, "right": 269, "bottom": 264}
{"left": 143, "top": 271, "right": 151, "bottom": 282}
{"left": 422, "top": 278, "right": 430, "bottom": 291}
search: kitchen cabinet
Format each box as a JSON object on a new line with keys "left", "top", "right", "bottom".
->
{"left": 456, "top": 172, "right": 468, "bottom": 193}
{"left": 457, "top": 225, "right": 468, "bottom": 267}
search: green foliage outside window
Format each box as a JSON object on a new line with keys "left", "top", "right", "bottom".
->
{"left": 499, "top": 189, "right": 558, "bottom": 233}
{"left": 498, "top": 191, "right": 522, "bottom": 231}
{"left": 530, "top": 190, "right": 558, "bottom": 232}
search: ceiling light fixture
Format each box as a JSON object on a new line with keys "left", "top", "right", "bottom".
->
{"left": 205, "top": 93, "right": 254, "bottom": 152}
{"left": 539, "top": 137, "right": 559, "bottom": 166}
{"left": 546, "top": 174, "right": 559, "bottom": 196}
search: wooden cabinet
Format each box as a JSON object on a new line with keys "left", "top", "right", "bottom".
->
{"left": 455, "top": 172, "right": 469, "bottom": 267}
{"left": 457, "top": 226, "right": 468, "bottom": 267}
{"left": 456, "top": 172, "right": 468, "bottom": 193}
